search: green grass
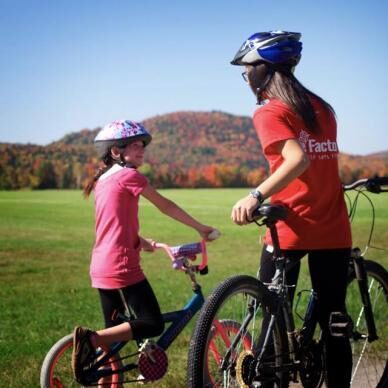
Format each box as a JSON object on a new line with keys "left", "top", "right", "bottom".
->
{"left": 0, "top": 189, "right": 387, "bottom": 387}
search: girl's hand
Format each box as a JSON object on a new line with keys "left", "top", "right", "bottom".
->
{"left": 197, "top": 226, "right": 221, "bottom": 241}
{"left": 140, "top": 237, "right": 155, "bottom": 252}
{"left": 231, "top": 195, "right": 259, "bottom": 225}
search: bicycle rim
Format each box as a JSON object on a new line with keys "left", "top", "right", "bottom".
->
{"left": 187, "top": 275, "right": 288, "bottom": 388}
{"left": 347, "top": 260, "right": 388, "bottom": 387}
{"left": 40, "top": 334, "right": 124, "bottom": 387}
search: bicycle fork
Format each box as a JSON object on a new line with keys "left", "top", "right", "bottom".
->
{"left": 351, "top": 249, "right": 378, "bottom": 342}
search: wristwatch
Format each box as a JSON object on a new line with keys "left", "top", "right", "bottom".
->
{"left": 249, "top": 189, "right": 264, "bottom": 204}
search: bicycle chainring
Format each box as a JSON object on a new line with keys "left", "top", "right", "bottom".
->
{"left": 138, "top": 343, "right": 168, "bottom": 382}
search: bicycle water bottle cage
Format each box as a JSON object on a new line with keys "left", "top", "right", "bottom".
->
{"left": 329, "top": 312, "right": 353, "bottom": 338}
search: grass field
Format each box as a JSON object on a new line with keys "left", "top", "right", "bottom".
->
{"left": 0, "top": 189, "right": 387, "bottom": 387}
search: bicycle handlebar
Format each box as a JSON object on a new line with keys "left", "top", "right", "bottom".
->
{"left": 343, "top": 176, "right": 388, "bottom": 193}
{"left": 152, "top": 237, "right": 217, "bottom": 275}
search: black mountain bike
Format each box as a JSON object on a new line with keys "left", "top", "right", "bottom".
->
{"left": 187, "top": 176, "right": 388, "bottom": 387}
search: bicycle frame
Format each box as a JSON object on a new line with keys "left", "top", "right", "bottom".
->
{"left": 248, "top": 176, "right": 388, "bottom": 381}
{"left": 85, "top": 242, "right": 209, "bottom": 383}
{"left": 219, "top": 214, "right": 322, "bottom": 380}
{"left": 91, "top": 284, "right": 206, "bottom": 381}
{"left": 158, "top": 284, "right": 205, "bottom": 349}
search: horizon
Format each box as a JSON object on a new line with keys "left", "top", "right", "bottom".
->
{"left": 0, "top": 0, "right": 387, "bottom": 156}
{"left": 2, "top": 109, "right": 387, "bottom": 157}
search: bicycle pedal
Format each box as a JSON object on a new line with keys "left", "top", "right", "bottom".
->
{"left": 329, "top": 312, "right": 353, "bottom": 337}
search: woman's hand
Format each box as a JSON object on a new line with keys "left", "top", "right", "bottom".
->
{"left": 231, "top": 195, "right": 259, "bottom": 225}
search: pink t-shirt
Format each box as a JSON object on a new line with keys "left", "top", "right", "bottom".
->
{"left": 89, "top": 165, "right": 148, "bottom": 289}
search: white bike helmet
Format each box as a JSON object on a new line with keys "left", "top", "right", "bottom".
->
{"left": 94, "top": 120, "right": 152, "bottom": 159}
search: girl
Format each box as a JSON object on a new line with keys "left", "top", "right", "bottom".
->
{"left": 230, "top": 31, "right": 352, "bottom": 387}
{"left": 72, "top": 119, "right": 217, "bottom": 384}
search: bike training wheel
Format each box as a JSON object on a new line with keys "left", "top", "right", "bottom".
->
{"left": 346, "top": 259, "right": 388, "bottom": 387}
{"left": 40, "top": 333, "right": 123, "bottom": 388}
{"left": 187, "top": 275, "right": 288, "bottom": 388}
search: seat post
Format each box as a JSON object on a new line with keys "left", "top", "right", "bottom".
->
{"left": 268, "top": 221, "right": 282, "bottom": 259}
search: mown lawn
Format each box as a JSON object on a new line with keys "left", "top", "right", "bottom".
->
{"left": 0, "top": 189, "right": 387, "bottom": 387}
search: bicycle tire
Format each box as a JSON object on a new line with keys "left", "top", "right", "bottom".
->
{"left": 187, "top": 274, "right": 288, "bottom": 388}
{"left": 346, "top": 259, "right": 388, "bottom": 387}
{"left": 40, "top": 333, "right": 123, "bottom": 387}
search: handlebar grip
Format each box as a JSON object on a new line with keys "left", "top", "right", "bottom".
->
{"left": 366, "top": 176, "right": 388, "bottom": 193}
{"left": 153, "top": 240, "right": 209, "bottom": 273}
{"left": 170, "top": 242, "right": 202, "bottom": 259}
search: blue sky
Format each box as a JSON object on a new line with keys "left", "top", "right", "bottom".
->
{"left": 0, "top": 0, "right": 387, "bottom": 155}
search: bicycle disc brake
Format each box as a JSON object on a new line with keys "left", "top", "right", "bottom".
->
{"left": 299, "top": 340, "right": 325, "bottom": 387}
{"left": 138, "top": 341, "right": 168, "bottom": 382}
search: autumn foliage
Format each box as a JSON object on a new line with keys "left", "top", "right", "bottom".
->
{"left": 0, "top": 111, "right": 387, "bottom": 190}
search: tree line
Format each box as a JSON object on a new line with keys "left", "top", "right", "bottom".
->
{"left": 0, "top": 143, "right": 387, "bottom": 190}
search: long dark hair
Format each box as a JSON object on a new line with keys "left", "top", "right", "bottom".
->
{"left": 83, "top": 154, "right": 114, "bottom": 198}
{"left": 247, "top": 64, "right": 335, "bottom": 133}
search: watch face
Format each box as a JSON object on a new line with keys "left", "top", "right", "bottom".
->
{"left": 250, "top": 190, "right": 263, "bottom": 202}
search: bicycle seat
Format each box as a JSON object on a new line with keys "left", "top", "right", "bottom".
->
{"left": 253, "top": 204, "right": 288, "bottom": 222}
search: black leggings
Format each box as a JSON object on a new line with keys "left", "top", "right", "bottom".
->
{"left": 98, "top": 279, "right": 164, "bottom": 340}
{"left": 259, "top": 246, "right": 352, "bottom": 388}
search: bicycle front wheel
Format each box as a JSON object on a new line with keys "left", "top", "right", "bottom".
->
{"left": 40, "top": 333, "right": 123, "bottom": 387}
{"left": 187, "top": 275, "right": 288, "bottom": 388}
{"left": 346, "top": 259, "right": 388, "bottom": 387}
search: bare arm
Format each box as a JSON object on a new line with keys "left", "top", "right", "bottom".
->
{"left": 141, "top": 185, "right": 215, "bottom": 239}
{"left": 231, "top": 139, "right": 310, "bottom": 225}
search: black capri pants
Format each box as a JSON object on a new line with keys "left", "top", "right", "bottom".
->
{"left": 98, "top": 278, "right": 164, "bottom": 340}
{"left": 259, "top": 245, "right": 352, "bottom": 388}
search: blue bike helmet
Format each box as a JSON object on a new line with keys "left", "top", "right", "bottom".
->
{"left": 231, "top": 31, "right": 302, "bottom": 66}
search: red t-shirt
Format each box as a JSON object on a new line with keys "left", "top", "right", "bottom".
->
{"left": 90, "top": 165, "right": 148, "bottom": 289}
{"left": 253, "top": 98, "right": 352, "bottom": 250}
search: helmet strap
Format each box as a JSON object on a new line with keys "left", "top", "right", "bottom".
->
{"left": 119, "top": 154, "right": 126, "bottom": 166}
{"left": 255, "top": 69, "right": 274, "bottom": 105}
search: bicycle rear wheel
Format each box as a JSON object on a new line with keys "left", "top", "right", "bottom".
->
{"left": 187, "top": 275, "right": 288, "bottom": 388}
{"left": 346, "top": 259, "right": 388, "bottom": 387}
{"left": 40, "top": 333, "right": 123, "bottom": 387}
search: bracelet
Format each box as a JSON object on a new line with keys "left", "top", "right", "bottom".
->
{"left": 249, "top": 189, "right": 264, "bottom": 203}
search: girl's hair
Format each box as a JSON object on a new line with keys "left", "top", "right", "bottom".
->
{"left": 83, "top": 154, "right": 114, "bottom": 198}
{"left": 247, "top": 65, "right": 335, "bottom": 133}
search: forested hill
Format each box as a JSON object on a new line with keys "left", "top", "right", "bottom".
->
{"left": 54, "top": 111, "right": 266, "bottom": 169}
{"left": 0, "top": 111, "right": 387, "bottom": 190}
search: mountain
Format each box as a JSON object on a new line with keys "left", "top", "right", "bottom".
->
{"left": 53, "top": 111, "right": 266, "bottom": 168}
{"left": 0, "top": 111, "right": 387, "bottom": 189}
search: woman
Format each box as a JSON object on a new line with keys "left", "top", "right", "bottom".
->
{"left": 230, "top": 31, "right": 352, "bottom": 387}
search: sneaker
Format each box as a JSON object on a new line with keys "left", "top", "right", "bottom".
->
{"left": 72, "top": 326, "right": 96, "bottom": 384}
